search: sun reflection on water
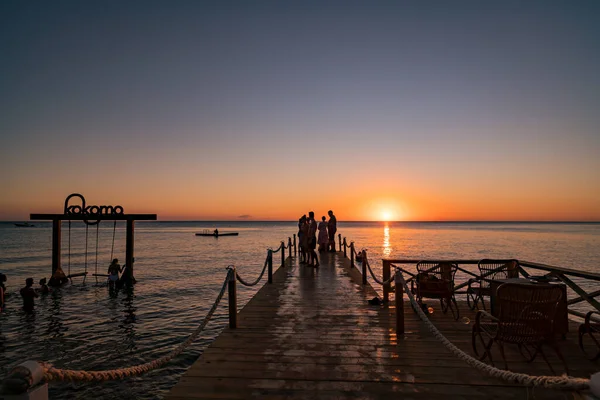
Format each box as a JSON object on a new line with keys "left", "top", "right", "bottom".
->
{"left": 383, "top": 224, "right": 391, "bottom": 258}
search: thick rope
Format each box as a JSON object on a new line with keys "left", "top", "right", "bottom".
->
{"left": 40, "top": 270, "right": 231, "bottom": 383}
{"left": 396, "top": 272, "right": 590, "bottom": 390}
{"left": 366, "top": 258, "right": 395, "bottom": 286}
{"left": 236, "top": 256, "right": 270, "bottom": 287}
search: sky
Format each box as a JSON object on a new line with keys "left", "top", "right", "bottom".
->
{"left": 1, "top": 1, "right": 599, "bottom": 221}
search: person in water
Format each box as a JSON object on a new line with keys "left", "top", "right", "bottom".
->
{"left": 107, "top": 258, "right": 121, "bottom": 287}
{"left": 0, "top": 273, "right": 7, "bottom": 311}
{"left": 20, "top": 278, "right": 38, "bottom": 312}
{"left": 38, "top": 278, "right": 50, "bottom": 294}
{"left": 214, "top": 229, "right": 219, "bottom": 236}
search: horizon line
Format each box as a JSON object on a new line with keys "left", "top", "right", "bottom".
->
{"left": 4, "top": 220, "right": 599, "bottom": 224}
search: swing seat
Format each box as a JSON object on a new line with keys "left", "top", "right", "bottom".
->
{"left": 67, "top": 272, "right": 88, "bottom": 279}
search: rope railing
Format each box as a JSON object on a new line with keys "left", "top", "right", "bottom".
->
{"left": 2, "top": 235, "right": 298, "bottom": 396}
{"left": 393, "top": 269, "right": 597, "bottom": 392}
{"left": 235, "top": 256, "right": 270, "bottom": 287}
{"left": 2, "top": 270, "right": 232, "bottom": 392}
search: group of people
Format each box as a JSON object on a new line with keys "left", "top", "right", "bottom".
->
{"left": 298, "top": 210, "right": 337, "bottom": 267}
{"left": 0, "top": 274, "right": 50, "bottom": 313}
{"left": 0, "top": 258, "right": 132, "bottom": 313}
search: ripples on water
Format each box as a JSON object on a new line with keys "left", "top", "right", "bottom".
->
{"left": 1, "top": 221, "right": 599, "bottom": 398}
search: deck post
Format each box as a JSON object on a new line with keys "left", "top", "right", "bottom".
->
{"left": 383, "top": 260, "right": 391, "bottom": 303}
{"left": 281, "top": 242, "right": 285, "bottom": 267}
{"left": 268, "top": 250, "right": 273, "bottom": 283}
{"left": 228, "top": 266, "right": 237, "bottom": 329}
{"left": 288, "top": 238, "right": 292, "bottom": 258}
{"left": 51, "top": 219, "right": 61, "bottom": 275}
{"left": 350, "top": 242, "right": 355, "bottom": 268}
{"left": 125, "top": 219, "right": 135, "bottom": 282}
{"left": 338, "top": 234, "right": 342, "bottom": 252}
{"left": 395, "top": 269, "right": 404, "bottom": 333}
{"left": 293, "top": 234, "right": 296, "bottom": 255}
{"left": 343, "top": 238, "right": 347, "bottom": 258}
{"left": 362, "top": 250, "right": 367, "bottom": 285}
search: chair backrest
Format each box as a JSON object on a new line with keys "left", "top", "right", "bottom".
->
{"left": 478, "top": 259, "right": 519, "bottom": 287}
{"left": 496, "top": 283, "right": 562, "bottom": 341}
{"left": 416, "top": 261, "right": 458, "bottom": 294}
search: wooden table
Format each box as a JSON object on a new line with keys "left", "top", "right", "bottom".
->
{"left": 489, "top": 278, "right": 569, "bottom": 335}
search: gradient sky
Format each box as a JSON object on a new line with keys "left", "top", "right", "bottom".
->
{"left": 1, "top": 1, "right": 599, "bottom": 221}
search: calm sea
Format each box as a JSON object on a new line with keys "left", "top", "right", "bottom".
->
{"left": 1, "top": 221, "right": 599, "bottom": 399}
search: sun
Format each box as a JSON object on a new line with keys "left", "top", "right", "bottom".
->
{"left": 381, "top": 210, "right": 393, "bottom": 221}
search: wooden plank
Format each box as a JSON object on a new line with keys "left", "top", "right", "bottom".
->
{"left": 166, "top": 252, "right": 594, "bottom": 399}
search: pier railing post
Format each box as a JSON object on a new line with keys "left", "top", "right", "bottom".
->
{"left": 281, "top": 242, "right": 285, "bottom": 267}
{"left": 293, "top": 234, "right": 297, "bottom": 255}
{"left": 395, "top": 269, "right": 404, "bottom": 334}
{"left": 338, "top": 234, "right": 342, "bottom": 252}
{"left": 362, "top": 250, "right": 367, "bottom": 285}
{"left": 343, "top": 238, "right": 347, "bottom": 258}
{"left": 268, "top": 250, "right": 273, "bottom": 284}
{"left": 228, "top": 267, "right": 237, "bottom": 329}
{"left": 350, "top": 242, "right": 355, "bottom": 268}
{"left": 383, "top": 260, "right": 391, "bottom": 304}
{"left": 288, "top": 237, "right": 292, "bottom": 258}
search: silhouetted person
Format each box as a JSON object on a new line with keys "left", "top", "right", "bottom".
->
{"left": 48, "top": 266, "right": 69, "bottom": 286}
{"left": 108, "top": 258, "right": 121, "bottom": 289}
{"left": 20, "top": 278, "right": 38, "bottom": 312}
{"left": 307, "top": 211, "right": 319, "bottom": 267}
{"left": 327, "top": 210, "right": 337, "bottom": 252}
{"left": 318, "top": 216, "right": 328, "bottom": 252}
{"left": 214, "top": 229, "right": 219, "bottom": 236}
{"left": 0, "top": 273, "right": 6, "bottom": 311}
{"left": 298, "top": 215, "right": 308, "bottom": 263}
{"left": 119, "top": 258, "right": 137, "bottom": 287}
{"left": 38, "top": 278, "right": 50, "bottom": 295}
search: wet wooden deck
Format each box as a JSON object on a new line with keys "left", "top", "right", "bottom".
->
{"left": 166, "top": 252, "right": 598, "bottom": 399}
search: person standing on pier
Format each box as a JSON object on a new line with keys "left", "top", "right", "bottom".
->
{"left": 317, "top": 216, "right": 328, "bottom": 252}
{"left": 307, "top": 212, "right": 319, "bottom": 267}
{"left": 20, "top": 278, "right": 38, "bottom": 313}
{"left": 327, "top": 210, "right": 337, "bottom": 252}
{"left": 298, "top": 215, "right": 308, "bottom": 263}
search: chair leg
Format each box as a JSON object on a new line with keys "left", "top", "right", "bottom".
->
{"left": 449, "top": 296, "right": 460, "bottom": 320}
{"left": 537, "top": 345, "right": 556, "bottom": 375}
{"left": 549, "top": 342, "right": 570, "bottom": 376}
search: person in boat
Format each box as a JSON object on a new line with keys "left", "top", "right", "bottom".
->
{"left": 38, "top": 278, "right": 50, "bottom": 295}
{"left": 107, "top": 258, "right": 121, "bottom": 288}
{"left": 20, "top": 278, "right": 38, "bottom": 313}
{"left": 214, "top": 229, "right": 219, "bottom": 236}
{"left": 317, "top": 216, "right": 328, "bottom": 252}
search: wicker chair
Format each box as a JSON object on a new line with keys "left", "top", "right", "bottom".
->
{"left": 467, "top": 259, "right": 519, "bottom": 311}
{"left": 472, "top": 283, "right": 567, "bottom": 374}
{"left": 578, "top": 310, "right": 600, "bottom": 361}
{"left": 412, "top": 261, "right": 459, "bottom": 320}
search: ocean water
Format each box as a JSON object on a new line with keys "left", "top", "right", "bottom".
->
{"left": 0, "top": 221, "right": 599, "bottom": 399}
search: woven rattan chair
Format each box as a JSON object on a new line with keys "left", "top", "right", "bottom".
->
{"left": 472, "top": 283, "right": 568, "bottom": 374}
{"left": 578, "top": 310, "right": 600, "bottom": 361}
{"left": 412, "top": 261, "right": 459, "bottom": 320}
{"left": 467, "top": 259, "right": 519, "bottom": 311}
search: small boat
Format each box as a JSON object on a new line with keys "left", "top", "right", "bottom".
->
{"left": 14, "top": 222, "right": 35, "bottom": 227}
{"left": 195, "top": 232, "right": 239, "bottom": 237}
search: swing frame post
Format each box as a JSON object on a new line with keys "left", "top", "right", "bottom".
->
{"left": 51, "top": 220, "right": 61, "bottom": 275}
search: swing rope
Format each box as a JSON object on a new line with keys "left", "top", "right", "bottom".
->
{"left": 67, "top": 220, "right": 71, "bottom": 278}
{"left": 110, "top": 221, "right": 117, "bottom": 261}
{"left": 83, "top": 224, "right": 88, "bottom": 284}
{"left": 95, "top": 224, "right": 99, "bottom": 284}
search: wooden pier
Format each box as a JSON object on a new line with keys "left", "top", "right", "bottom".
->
{"left": 167, "top": 252, "right": 598, "bottom": 399}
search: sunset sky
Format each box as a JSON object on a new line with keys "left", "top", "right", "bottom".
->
{"left": 1, "top": 1, "right": 599, "bottom": 221}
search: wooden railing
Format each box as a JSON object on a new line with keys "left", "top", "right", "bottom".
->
{"left": 382, "top": 259, "right": 600, "bottom": 322}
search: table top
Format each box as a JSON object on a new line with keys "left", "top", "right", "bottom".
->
{"left": 490, "top": 277, "right": 565, "bottom": 287}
